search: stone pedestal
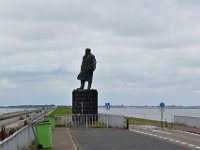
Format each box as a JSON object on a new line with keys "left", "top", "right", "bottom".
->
{"left": 72, "top": 89, "right": 98, "bottom": 114}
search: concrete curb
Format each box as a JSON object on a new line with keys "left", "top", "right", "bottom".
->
{"left": 67, "top": 128, "right": 78, "bottom": 150}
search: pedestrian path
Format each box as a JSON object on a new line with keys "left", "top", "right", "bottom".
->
{"left": 51, "top": 127, "right": 76, "bottom": 150}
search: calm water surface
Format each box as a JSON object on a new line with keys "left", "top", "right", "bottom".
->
{"left": 0, "top": 108, "right": 25, "bottom": 115}
{"left": 98, "top": 107, "right": 200, "bottom": 122}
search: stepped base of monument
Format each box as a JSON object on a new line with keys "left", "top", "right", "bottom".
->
{"left": 72, "top": 114, "right": 98, "bottom": 122}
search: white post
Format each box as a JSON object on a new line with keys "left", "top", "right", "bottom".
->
{"left": 86, "top": 115, "right": 88, "bottom": 128}
{"left": 161, "top": 109, "right": 164, "bottom": 128}
{"left": 92, "top": 115, "right": 93, "bottom": 126}
{"left": 107, "top": 115, "right": 109, "bottom": 128}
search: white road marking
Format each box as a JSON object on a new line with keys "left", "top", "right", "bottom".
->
{"left": 181, "top": 142, "right": 187, "bottom": 145}
{"left": 152, "top": 130, "right": 171, "bottom": 135}
{"left": 130, "top": 128, "right": 200, "bottom": 149}
{"left": 174, "top": 140, "right": 180, "bottom": 143}
{"left": 188, "top": 144, "right": 195, "bottom": 147}
{"left": 175, "top": 130, "right": 200, "bottom": 137}
{"left": 195, "top": 146, "right": 200, "bottom": 149}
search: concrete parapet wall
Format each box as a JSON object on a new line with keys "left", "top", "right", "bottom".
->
{"left": 0, "top": 125, "right": 35, "bottom": 150}
{"left": 99, "top": 114, "right": 125, "bottom": 128}
{"left": 174, "top": 115, "right": 200, "bottom": 128}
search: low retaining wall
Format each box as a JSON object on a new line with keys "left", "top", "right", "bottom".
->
{"left": 174, "top": 115, "right": 200, "bottom": 128}
{"left": 99, "top": 114, "right": 125, "bottom": 128}
{"left": 0, "top": 125, "right": 35, "bottom": 150}
{"left": 0, "top": 114, "right": 46, "bottom": 150}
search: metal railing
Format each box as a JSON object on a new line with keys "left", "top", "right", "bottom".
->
{"left": 55, "top": 114, "right": 126, "bottom": 129}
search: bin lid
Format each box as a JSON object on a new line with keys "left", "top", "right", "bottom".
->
{"left": 45, "top": 116, "right": 54, "bottom": 118}
{"left": 34, "top": 120, "right": 51, "bottom": 126}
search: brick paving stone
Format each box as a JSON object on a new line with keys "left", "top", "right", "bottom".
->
{"left": 51, "top": 127, "right": 75, "bottom": 150}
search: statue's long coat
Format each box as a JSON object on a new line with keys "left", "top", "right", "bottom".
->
{"left": 77, "top": 53, "right": 96, "bottom": 81}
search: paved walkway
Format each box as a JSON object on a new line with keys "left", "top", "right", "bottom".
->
{"left": 51, "top": 127, "right": 75, "bottom": 150}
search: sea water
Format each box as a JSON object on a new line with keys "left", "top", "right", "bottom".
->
{"left": 0, "top": 108, "right": 25, "bottom": 115}
{"left": 98, "top": 107, "right": 200, "bottom": 122}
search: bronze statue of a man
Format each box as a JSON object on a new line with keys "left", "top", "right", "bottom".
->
{"left": 77, "top": 48, "right": 96, "bottom": 90}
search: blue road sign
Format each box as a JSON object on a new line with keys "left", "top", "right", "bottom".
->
{"left": 105, "top": 103, "right": 111, "bottom": 110}
{"left": 160, "top": 102, "right": 165, "bottom": 109}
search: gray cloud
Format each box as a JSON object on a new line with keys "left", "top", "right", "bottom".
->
{"left": 1, "top": 0, "right": 200, "bottom": 105}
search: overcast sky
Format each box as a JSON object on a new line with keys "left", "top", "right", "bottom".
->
{"left": 1, "top": 0, "right": 200, "bottom": 106}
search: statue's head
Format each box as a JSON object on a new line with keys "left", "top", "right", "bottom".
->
{"left": 85, "top": 48, "right": 91, "bottom": 54}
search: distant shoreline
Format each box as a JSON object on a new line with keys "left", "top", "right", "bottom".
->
{"left": 98, "top": 106, "right": 200, "bottom": 109}
{"left": 0, "top": 104, "right": 55, "bottom": 109}
{"left": 0, "top": 105, "right": 199, "bottom": 109}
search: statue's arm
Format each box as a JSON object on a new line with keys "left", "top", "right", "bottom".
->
{"left": 92, "top": 56, "right": 96, "bottom": 71}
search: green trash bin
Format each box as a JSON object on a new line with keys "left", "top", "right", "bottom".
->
{"left": 45, "top": 116, "right": 55, "bottom": 129}
{"left": 34, "top": 121, "right": 52, "bottom": 149}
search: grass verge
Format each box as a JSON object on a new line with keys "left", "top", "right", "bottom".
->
{"left": 127, "top": 117, "right": 174, "bottom": 129}
{"left": 48, "top": 107, "right": 72, "bottom": 116}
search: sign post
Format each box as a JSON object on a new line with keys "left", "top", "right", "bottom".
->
{"left": 159, "top": 102, "right": 165, "bottom": 128}
{"left": 105, "top": 103, "right": 111, "bottom": 128}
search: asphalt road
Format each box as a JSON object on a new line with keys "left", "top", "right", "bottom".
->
{"left": 0, "top": 111, "right": 41, "bottom": 128}
{"left": 0, "top": 115, "right": 24, "bottom": 127}
{"left": 130, "top": 125, "right": 200, "bottom": 150}
{"left": 71, "top": 128, "right": 191, "bottom": 150}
